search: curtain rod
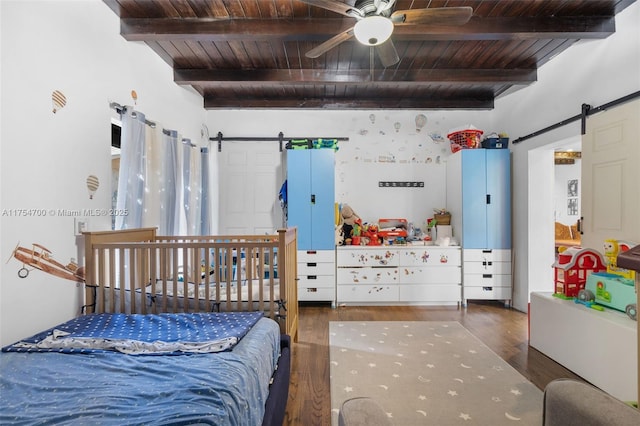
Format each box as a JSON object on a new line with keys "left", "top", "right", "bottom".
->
{"left": 109, "top": 101, "right": 157, "bottom": 129}
{"left": 512, "top": 90, "right": 640, "bottom": 145}
{"left": 211, "top": 131, "right": 349, "bottom": 152}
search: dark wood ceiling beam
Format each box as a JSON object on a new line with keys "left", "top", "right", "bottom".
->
{"left": 203, "top": 96, "right": 494, "bottom": 110}
{"left": 121, "top": 16, "right": 614, "bottom": 42}
{"left": 176, "top": 68, "right": 537, "bottom": 86}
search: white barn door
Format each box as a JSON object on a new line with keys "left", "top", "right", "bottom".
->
{"left": 581, "top": 98, "right": 640, "bottom": 250}
{"left": 218, "top": 142, "right": 284, "bottom": 235}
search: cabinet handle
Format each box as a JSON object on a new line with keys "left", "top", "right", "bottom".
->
{"left": 311, "top": 194, "right": 316, "bottom": 204}
{"left": 306, "top": 250, "right": 317, "bottom": 254}
{"left": 483, "top": 274, "right": 493, "bottom": 278}
{"left": 307, "top": 288, "right": 318, "bottom": 292}
{"left": 482, "top": 286, "right": 493, "bottom": 291}
{"left": 482, "top": 249, "right": 492, "bottom": 253}
{"left": 486, "top": 194, "right": 491, "bottom": 204}
{"left": 307, "top": 275, "right": 317, "bottom": 280}
{"left": 307, "top": 262, "right": 317, "bottom": 267}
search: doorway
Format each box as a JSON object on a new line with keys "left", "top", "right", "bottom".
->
{"left": 527, "top": 135, "right": 581, "bottom": 294}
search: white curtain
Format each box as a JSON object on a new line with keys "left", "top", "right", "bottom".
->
{"left": 200, "top": 147, "right": 211, "bottom": 236}
{"left": 159, "top": 129, "right": 180, "bottom": 235}
{"left": 182, "top": 140, "right": 202, "bottom": 236}
{"left": 142, "top": 124, "right": 161, "bottom": 229}
{"left": 115, "top": 108, "right": 146, "bottom": 230}
{"left": 115, "top": 107, "right": 210, "bottom": 236}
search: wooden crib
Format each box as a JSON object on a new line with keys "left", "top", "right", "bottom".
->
{"left": 82, "top": 227, "right": 298, "bottom": 341}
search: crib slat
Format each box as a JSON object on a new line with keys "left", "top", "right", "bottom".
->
{"left": 172, "top": 246, "right": 179, "bottom": 313}
{"left": 149, "top": 247, "right": 157, "bottom": 314}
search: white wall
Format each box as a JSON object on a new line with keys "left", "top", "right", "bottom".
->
{"left": 0, "top": 0, "right": 206, "bottom": 346}
{"left": 208, "top": 110, "right": 493, "bottom": 232}
{"left": 493, "top": 2, "right": 640, "bottom": 311}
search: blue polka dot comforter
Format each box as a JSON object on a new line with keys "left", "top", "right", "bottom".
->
{"left": 0, "top": 312, "right": 281, "bottom": 425}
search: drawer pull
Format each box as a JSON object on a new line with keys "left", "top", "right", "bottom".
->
{"left": 307, "top": 288, "right": 317, "bottom": 292}
{"left": 307, "top": 275, "right": 317, "bottom": 280}
{"left": 307, "top": 262, "right": 317, "bottom": 267}
{"left": 306, "top": 250, "right": 317, "bottom": 254}
{"left": 482, "top": 286, "right": 493, "bottom": 291}
{"left": 482, "top": 249, "right": 492, "bottom": 253}
{"left": 482, "top": 274, "right": 493, "bottom": 278}
{"left": 482, "top": 261, "right": 493, "bottom": 266}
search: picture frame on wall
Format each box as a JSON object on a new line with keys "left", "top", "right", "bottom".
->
{"left": 567, "top": 179, "right": 578, "bottom": 197}
{"left": 568, "top": 198, "right": 578, "bottom": 215}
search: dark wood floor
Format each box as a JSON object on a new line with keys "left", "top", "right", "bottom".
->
{"left": 283, "top": 301, "right": 585, "bottom": 426}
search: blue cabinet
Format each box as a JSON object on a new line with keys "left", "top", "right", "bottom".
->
{"left": 446, "top": 149, "right": 512, "bottom": 306}
{"left": 447, "top": 149, "right": 511, "bottom": 249}
{"left": 287, "top": 149, "right": 335, "bottom": 250}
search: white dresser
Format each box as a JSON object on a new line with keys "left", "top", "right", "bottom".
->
{"left": 336, "top": 245, "right": 461, "bottom": 305}
{"left": 297, "top": 249, "right": 335, "bottom": 304}
{"left": 462, "top": 249, "right": 512, "bottom": 306}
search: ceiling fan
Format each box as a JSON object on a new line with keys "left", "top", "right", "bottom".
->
{"left": 299, "top": 0, "right": 473, "bottom": 67}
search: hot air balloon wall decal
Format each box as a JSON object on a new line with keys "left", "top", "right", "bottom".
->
{"left": 51, "top": 90, "right": 66, "bottom": 113}
{"left": 86, "top": 175, "right": 99, "bottom": 199}
{"left": 415, "top": 114, "right": 427, "bottom": 133}
{"left": 131, "top": 90, "right": 138, "bottom": 105}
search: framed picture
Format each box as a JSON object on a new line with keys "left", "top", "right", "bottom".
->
{"left": 568, "top": 198, "right": 578, "bottom": 215}
{"left": 567, "top": 179, "right": 578, "bottom": 197}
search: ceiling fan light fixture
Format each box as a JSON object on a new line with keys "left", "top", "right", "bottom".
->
{"left": 353, "top": 15, "right": 394, "bottom": 46}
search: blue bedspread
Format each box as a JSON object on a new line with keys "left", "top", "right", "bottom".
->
{"left": 2, "top": 312, "right": 263, "bottom": 355}
{"left": 0, "top": 314, "right": 281, "bottom": 425}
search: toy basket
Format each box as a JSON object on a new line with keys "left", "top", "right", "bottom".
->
{"left": 447, "top": 129, "right": 483, "bottom": 153}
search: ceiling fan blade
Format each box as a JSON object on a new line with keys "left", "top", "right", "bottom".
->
{"left": 297, "top": 0, "right": 361, "bottom": 18}
{"left": 305, "top": 27, "right": 355, "bottom": 58}
{"left": 376, "top": 39, "right": 399, "bottom": 68}
{"left": 391, "top": 6, "right": 473, "bottom": 26}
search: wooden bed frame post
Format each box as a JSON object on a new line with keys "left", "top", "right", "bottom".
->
{"left": 279, "top": 227, "right": 299, "bottom": 342}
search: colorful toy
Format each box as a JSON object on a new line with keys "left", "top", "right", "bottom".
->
{"left": 573, "top": 239, "right": 639, "bottom": 320}
{"left": 574, "top": 297, "right": 605, "bottom": 312}
{"left": 579, "top": 272, "right": 637, "bottom": 320}
{"left": 362, "top": 224, "right": 382, "bottom": 246}
{"left": 552, "top": 247, "right": 607, "bottom": 299}
{"left": 603, "top": 239, "right": 636, "bottom": 281}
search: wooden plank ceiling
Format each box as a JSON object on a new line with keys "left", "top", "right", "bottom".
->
{"left": 103, "top": 0, "right": 635, "bottom": 110}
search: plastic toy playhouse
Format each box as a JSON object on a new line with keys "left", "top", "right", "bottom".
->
{"left": 552, "top": 247, "right": 607, "bottom": 298}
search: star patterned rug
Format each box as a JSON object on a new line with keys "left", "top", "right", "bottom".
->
{"left": 330, "top": 321, "right": 543, "bottom": 425}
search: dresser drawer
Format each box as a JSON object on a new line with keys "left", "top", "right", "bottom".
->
{"left": 399, "top": 247, "right": 461, "bottom": 266}
{"left": 463, "top": 273, "right": 511, "bottom": 287}
{"left": 463, "top": 249, "right": 511, "bottom": 263}
{"left": 400, "top": 266, "right": 461, "bottom": 284}
{"left": 298, "top": 286, "right": 335, "bottom": 301}
{"left": 337, "top": 249, "right": 399, "bottom": 267}
{"left": 463, "top": 261, "right": 511, "bottom": 275}
{"left": 298, "top": 261, "right": 335, "bottom": 276}
{"left": 463, "top": 285, "right": 512, "bottom": 301}
{"left": 297, "top": 250, "right": 335, "bottom": 263}
{"left": 399, "top": 284, "right": 461, "bottom": 303}
{"left": 298, "top": 275, "right": 335, "bottom": 288}
{"left": 337, "top": 284, "right": 399, "bottom": 303}
{"left": 337, "top": 267, "right": 399, "bottom": 285}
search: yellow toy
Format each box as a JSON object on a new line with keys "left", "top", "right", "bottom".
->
{"left": 603, "top": 239, "right": 636, "bottom": 281}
